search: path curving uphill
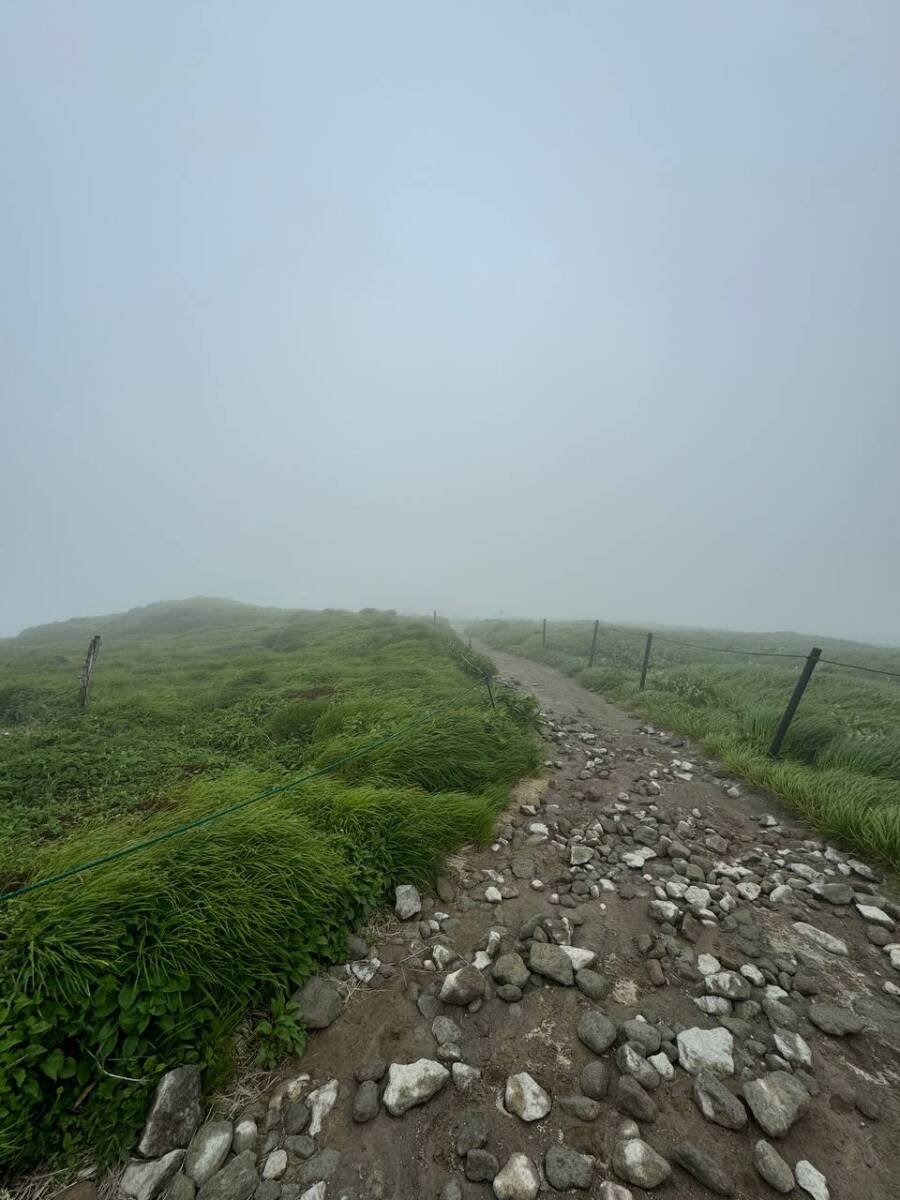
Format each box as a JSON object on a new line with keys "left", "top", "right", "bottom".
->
{"left": 115, "top": 639, "right": 900, "bottom": 1200}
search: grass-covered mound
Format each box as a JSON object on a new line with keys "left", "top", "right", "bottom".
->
{"left": 468, "top": 619, "right": 900, "bottom": 868}
{"left": 0, "top": 605, "right": 539, "bottom": 1173}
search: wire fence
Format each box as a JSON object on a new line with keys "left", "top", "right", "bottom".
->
{"left": 527, "top": 616, "right": 900, "bottom": 758}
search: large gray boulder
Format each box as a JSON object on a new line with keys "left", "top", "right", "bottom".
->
{"left": 383, "top": 1059, "right": 449, "bottom": 1115}
{"left": 121, "top": 1151, "right": 185, "bottom": 1200}
{"left": 742, "top": 1072, "right": 809, "bottom": 1137}
{"left": 138, "top": 1067, "right": 202, "bottom": 1157}
{"left": 290, "top": 976, "right": 343, "bottom": 1029}
{"left": 185, "top": 1121, "right": 233, "bottom": 1185}
{"left": 440, "top": 965, "right": 485, "bottom": 1005}
{"left": 528, "top": 942, "right": 574, "bottom": 986}
{"left": 196, "top": 1151, "right": 258, "bottom": 1200}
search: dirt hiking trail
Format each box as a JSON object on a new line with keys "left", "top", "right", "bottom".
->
{"left": 115, "top": 639, "right": 900, "bottom": 1200}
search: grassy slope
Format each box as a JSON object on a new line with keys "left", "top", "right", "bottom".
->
{"left": 0, "top": 603, "right": 539, "bottom": 1173}
{"left": 468, "top": 619, "right": 900, "bottom": 868}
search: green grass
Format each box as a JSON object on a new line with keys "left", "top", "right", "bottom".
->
{"left": 0, "top": 602, "right": 539, "bottom": 1174}
{"left": 468, "top": 618, "right": 900, "bottom": 869}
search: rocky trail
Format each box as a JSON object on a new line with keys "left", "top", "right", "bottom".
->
{"left": 110, "top": 640, "right": 900, "bottom": 1200}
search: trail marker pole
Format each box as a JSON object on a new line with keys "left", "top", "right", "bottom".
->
{"left": 639, "top": 632, "right": 653, "bottom": 690}
{"left": 433, "top": 610, "right": 437, "bottom": 624}
{"left": 485, "top": 675, "right": 497, "bottom": 710}
{"left": 541, "top": 618, "right": 546, "bottom": 647}
{"left": 588, "top": 620, "right": 599, "bottom": 668}
{"left": 79, "top": 634, "right": 101, "bottom": 711}
{"left": 768, "top": 646, "right": 822, "bottom": 758}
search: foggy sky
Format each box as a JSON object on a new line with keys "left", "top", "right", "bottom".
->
{"left": 3, "top": 2, "right": 899, "bottom": 641}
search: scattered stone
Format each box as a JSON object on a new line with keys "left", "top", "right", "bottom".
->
{"left": 529, "top": 942, "right": 575, "bottom": 985}
{"left": 742, "top": 1071, "right": 809, "bottom": 1137}
{"left": 693, "top": 1072, "right": 746, "bottom": 1129}
{"left": 577, "top": 1010, "right": 617, "bottom": 1054}
{"left": 676, "top": 1027, "right": 735, "bottom": 1077}
{"left": 138, "top": 1067, "right": 202, "bottom": 1157}
{"left": 597, "top": 1185, "right": 633, "bottom": 1200}
{"left": 796, "top": 1160, "right": 829, "bottom": 1200}
{"left": 544, "top": 1145, "right": 594, "bottom": 1191}
{"left": 440, "top": 965, "right": 486, "bottom": 1005}
{"left": 671, "top": 1145, "right": 735, "bottom": 1196}
{"left": 466, "top": 1149, "right": 500, "bottom": 1182}
{"left": 290, "top": 977, "right": 343, "bottom": 1030}
{"left": 306, "top": 1079, "right": 338, "bottom": 1136}
{"left": 352, "top": 1080, "right": 380, "bottom": 1123}
{"left": 383, "top": 1060, "right": 449, "bottom": 1115}
{"left": 196, "top": 1152, "right": 258, "bottom": 1200}
{"left": 493, "top": 953, "right": 530, "bottom": 988}
{"left": 505, "top": 1072, "right": 551, "bottom": 1122}
{"left": 121, "top": 1152, "right": 186, "bottom": 1200}
{"left": 575, "top": 969, "right": 607, "bottom": 999}
{"left": 855, "top": 903, "right": 894, "bottom": 928}
{"left": 296, "top": 1149, "right": 339, "bottom": 1188}
{"left": 753, "top": 1141, "right": 795, "bottom": 1193}
{"left": 492, "top": 1153, "right": 540, "bottom": 1200}
{"left": 185, "top": 1122, "right": 233, "bottom": 1185}
{"left": 558, "top": 1095, "right": 602, "bottom": 1121}
{"left": 611, "top": 1139, "right": 671, "bottom": 1189}
{"left": 262, "top": 1152, "right": 287, "bottom": 1182}
{"left": 452, "top": 1063, "right": 481, "bottom": 1093}
{"left": 615, "top": 1076, "right": 657, "bottom": 1122}
{"left": 395, "top": 884, "right": 422, "bottom": 919}
{"left": 580, "top": 1060, "right": 609, "bottom": 1100}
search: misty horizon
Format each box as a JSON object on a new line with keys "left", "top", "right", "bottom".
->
{"left": 3, "top": 3, "right": 899, "bottom": 643}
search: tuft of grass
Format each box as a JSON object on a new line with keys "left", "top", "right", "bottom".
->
{"left": 0, "top": 604, "right": 540, "bottom": 1174}
{"left": 469, "top": 618, "right": 900, "bottom": 868}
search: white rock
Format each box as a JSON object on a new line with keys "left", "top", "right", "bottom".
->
{"left": 383, "top": 1060, "right": 449, "bottom": 1115}
{"left": 676, "top": 1027, "right": 734, "bottom": 1077}
{"left": 505, "top": 1072, "right": 551, "bottom": 1121}
{"left": 665, "top": 880, "right": 688, "bottom": 899}
{"left": 492, "top": 1152, "right": 541, "bottom": 1200}
{"left": 395, "top": 884, "right": 422, "bottom": 920}
{"left": 738, "top": 882, "right": 761, "bottom": 901}
{"left": 530, "top": 879, "right": 544, "bottom": 890}
{"left": 560, "top": 946, "right": 597, "bottom": 970}
{"left": 570, "top": 845, "right": 593, "bottom": 866}
{"left": 262, "top": 1150, "right": 287, "bottom": 1180}
{"left": 528, "top": 822, "right": 549, "bottom": 838}
{"left": 598, "top": 1185, "right": 634, "bottom": 1200}
{"left": 697, "top": 954, "right": 722, "bottom": 976}
{"left": 774, "top": 1029, "right": 812, "bottom": 1067}
{"left": 685, "top": 886, "right": 711, "bottom": 908}
{"left": 856, "top": 903, "right": 894, "bottom": 928}
{"left": 623, "top": 848, "right": 657, "bottom": 868}
{"left": 741, "top": 964, "right": 765, "bottom": 987}
{"left": 485, "top": 886, "right": 503, "bottom": 903}
{"left": 350, "top": 958, "right": 380, "bottom": 983}
{"left": 769, "top": 884, "right": 793, "bottom": 903}
{"left": 648, "top": 1052, "right": 674, "bottom": 1081}
{"left": 695, "top": 996, "right": 732, "bottom": 1017}
{"left": 473, "top": 951, "right": 493, "bottom": 970}
{"left": 232, "top": 1118, "right": 257, "bottom": 1155}
{"left": 649, "top": 900, "right": 679, "bottom": 923}
{"left": 300, "top": 1186, "right": 327, "bottom": 1200}
{"left": 796, "top": 1159, "right": 829, "bottom": 1200}
{"left": 432, "top": 944, "right": 455, "bottom": 970}
{"left": 306, "top": 1078, "right": 339, "bottom": 1135}
{"left": 792, "top": 922, "right": 849, "bottom": 956}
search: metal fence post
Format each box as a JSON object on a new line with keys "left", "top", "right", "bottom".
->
{"left": 588, "top": 620, "right": 600, "bottom": 668}
{"left": 768, "top": 647, "right": 822, "bottom": 758}
{"left": 639, "top": 632, "right": 653, "bottom": 690}
{"left": 541, "top": 618, "right": 546, "bottom": 648}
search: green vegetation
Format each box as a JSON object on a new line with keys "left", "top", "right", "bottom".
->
{"left": 468, "top": 619, "right": 900, "bottom": 869}
{"left": 0, "top": 602, "right": 539, "bottom": 1173}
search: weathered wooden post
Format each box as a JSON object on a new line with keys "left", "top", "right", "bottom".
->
{"left": 639, "top": 632, "right": 654, "bottom": 690}
{"left": 484, "top": 675, "right": 497, "bottom": 710}
{"left": 541, "top": 618, "right": 547, "bottom": 647}
{"left": 769, "top": 647, "right": 822, "bottom": 758}
{"left": 588, "top": 620, "right": 600, "bottom": 668}
{"left": 433, "top": 610, "right": 437, "bottom": 624}
{"left": 79, "top": 634, "right": 102, "bottom": 710}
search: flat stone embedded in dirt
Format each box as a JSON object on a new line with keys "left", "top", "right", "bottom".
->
{"left": 492, "top": 952, "right": 530, "bottom": 988}
{"left": 382, "top": 1059, "right": 449, "bottom": 1115}
{"left": 492, "top": 1153, "right": 541, "bottom": 1200}
{"left": 306, "top": 1078, "right": 339, "bottom": 1136}
{"left": 693, "top": 1072, "right": 746, "bottom": 1129}
{"left": 352, "top": 1080, "right": 380, "bottom": 1123}
{"left": 575, "top": 968, "right": 607, "bottom": 999}
{"left": 611, "top": 1139, "right": 671, "bottom": 1189}
{"left": 544, "top": 1145, "right": 595, "bottom": 1191}
{"left": 577, "top": 1009, "right": 617, "bottom": 1054}
{"left": 753, "top": 1140, "right": 795, "bottom": 1193}
{"left": 742, "top": 1071, "right": 810, "bottom": 1137}
{"left": 529, "top": 941, "right": 575, "bottom": 985}
{"left": 676, "top": 1027, "right": 734, "bottom": 1076}
{"left": 671, "top": 1144, "right": 735, "bottom": 1197}
{"left": 807, "top": 1002, "right": 865, "bottom": 1036}
{"left": 791, "top": 922, "right": 849, "bottom": 956}
{"left": 137, "top": 1066, "right": 202, "bottom": 1157}
{"left": 580, "top": 1060, "right": 609, "bottom": 1100}
{"left": 505, "top": 1071, "right": 552, "bottom": 1121}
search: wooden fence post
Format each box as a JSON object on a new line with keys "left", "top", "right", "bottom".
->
{"left": 639, "top": 632, "right": 654, "bottom": 690}
{"left": 768, "top": 647, "right": 822, "bottom": 758}
{"left": 541, "top": 618, "right": 547, "bottom": 648}
{"left": 588, "top": 620, "right": 600, "bottom": 668}
{"left": 79, "top": 634, "right": 102, "bottom": 710}
{"left": 433, "top": 610, "right": 437, "bottom": 624}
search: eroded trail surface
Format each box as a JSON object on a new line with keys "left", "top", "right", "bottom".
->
{"left": 125, "top": 642, "right": 900, "bottom": 1200}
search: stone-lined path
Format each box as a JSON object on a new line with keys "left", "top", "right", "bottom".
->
{"left": 114, "top": 639, "right": 900, "bottom": 1200}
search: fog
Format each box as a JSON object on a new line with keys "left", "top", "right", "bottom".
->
{"left": 3, "top": 2, "right": 899, "bottom": 641}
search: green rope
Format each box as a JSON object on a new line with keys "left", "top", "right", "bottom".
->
{"left": 0, "top": 685, "right": 485, "bottom": 905}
